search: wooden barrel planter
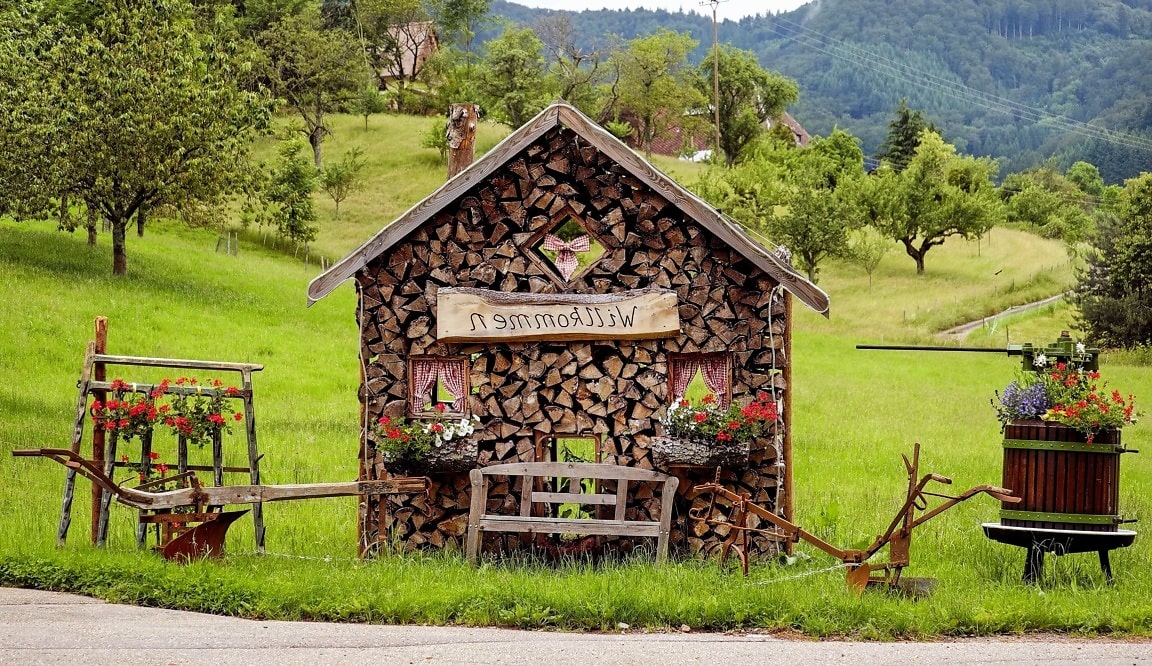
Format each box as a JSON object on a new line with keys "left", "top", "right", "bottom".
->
{"left": 1001, "top": 420, "right": 1123, "bottom": 532}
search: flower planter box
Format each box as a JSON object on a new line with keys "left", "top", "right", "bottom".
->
{"left": 650, "top": 436, "right": 749, "bottom": 469}
{"left": 393, "top": 439, "right": 479, "bottom": 475}
{"left": 1001, "top": 420, "right": 1123, "bottom": 532}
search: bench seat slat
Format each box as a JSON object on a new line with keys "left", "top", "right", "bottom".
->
{"left": 478, "top": 515, "right": 662, "bottom": 537}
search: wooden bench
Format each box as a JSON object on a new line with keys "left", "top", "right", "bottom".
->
{"left": 465, "top": 462, "right": 678, "bottom": 564}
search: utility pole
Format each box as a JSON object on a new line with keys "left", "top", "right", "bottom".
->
{"left": 701, "top": 0, "right": 726, "bottom": 160}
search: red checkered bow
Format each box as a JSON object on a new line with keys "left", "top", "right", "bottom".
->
{"left": 540, "top": 233, "right": 590, "bottom": 280}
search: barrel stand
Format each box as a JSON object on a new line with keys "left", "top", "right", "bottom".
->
{"left": 982, "top": 523, "right": 1136, "bottom": 584}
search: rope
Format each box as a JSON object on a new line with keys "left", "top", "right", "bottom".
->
{"left": 745, "top": 562, "right": 852, "bottom": 586}
{"left": 254, "top": 550, "right": 361, "bottom": 564}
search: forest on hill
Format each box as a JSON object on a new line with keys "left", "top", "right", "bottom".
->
{"left": 491, "top": 0, "right": 1152, "bottom": 183}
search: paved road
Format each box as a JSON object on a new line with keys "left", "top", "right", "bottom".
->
{"left": 2, "top": 586, "right": 1149, "bottom": 665}
{"left": 937, "top": 293, "right": 1067, "bottom": 340}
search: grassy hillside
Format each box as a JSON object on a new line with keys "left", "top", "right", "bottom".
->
{"left": 1, "top": 116, "right": 1150, "bottom": 637}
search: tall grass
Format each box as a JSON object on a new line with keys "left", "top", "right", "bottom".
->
{"left": 1, "top": 118, "right": 1149, "bottom": 636}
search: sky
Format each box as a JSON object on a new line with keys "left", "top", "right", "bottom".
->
{"left": 509, "top": 0, "right": 811, "bottom": 23}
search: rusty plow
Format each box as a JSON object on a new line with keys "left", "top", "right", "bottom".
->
{"left": 690, "top": 443, "right": 1019, "bottom": 593}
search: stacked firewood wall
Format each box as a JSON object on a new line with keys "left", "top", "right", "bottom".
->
{"left": 356, "top": 126, "right": 790, "bottom": 558}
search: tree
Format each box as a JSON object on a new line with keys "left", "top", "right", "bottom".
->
{"left": 1000, "top": 161, "right": 1093, "bottom": 256}
{"left": 875, "top": 99, "right": 937, "bottom": 172}
{"left": 693, "top": 129, "right": 865, "bottom": 283}
{"left": 1065, "top": 161, "right": 1105, "bottom": 199}
{"left": 476, "top": 26, "right": 549, "bottom": 128}
{"left": 608, "top": 29, "right": 704, "bottom": 158}
{"left": 864, "top": 130, "right": 1003, "bottom": 274}
{"left": 425, "top": 0, "right": 489, "bottom": 58}
{"left": 350, "top": 0, "right": 432, "bottom": 88}
{"left": 258, "top": 9, "right": 369, "bottom": 168}
{"left": 535, "top": 13, "right": 603, "bottom": 116}
{"left": 847, "top": 226, "right": 892, "bottom": 289}
{"left": 0, "top": 0, "right": 272, "bottom": 275}
{"left": 321, "top": 146, "right": 366, "bottom": 218}
{"left": 420, "top": 117, "right": 449, "bottom": 164}
{"left": 418, "top": 44, "right": 481, "bottom": 114}
{"left": 696, "top": 46, "right": 798, "bottom": 166}
{"left": 351, "top": 85, "right": 388, "bottom": 130}
{"left": 767, "top": 162, "right": 863, "bottom": 283}
{"left": 1073, "top": 173, "right": 1152, "bottom": 347}
{"left": 267, "top": 137, "right": 319, "bottom": 246}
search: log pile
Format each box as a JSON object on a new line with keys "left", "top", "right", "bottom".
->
{"left": 355, "top": 125, "right": 790, "bottom": 558}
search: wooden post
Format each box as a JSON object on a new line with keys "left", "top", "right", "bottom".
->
{"left": 446, "top": 103, "right": 477, "bottom": 179}
{"left": 782, "top": 292, "right": 794, "bottom": 555}
{"left": 242, "top": 368, "right": 266, "bottom": 551}
{"left": 90, "top": 317, "right": 108, "bottom": 544}
{"left": 358, "top": 332, "right": 369, "bottom": 555}
{"left": 57, "top": 341, "right": 96, "bottom": 546}
{"left": 95, "top": 432, "right": 119, "bottom": 546}
{"left": 136, "top": 430, "right": 153, "bottom": 548}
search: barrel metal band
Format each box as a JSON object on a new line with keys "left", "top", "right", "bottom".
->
{"left": 1001, "top": 509, "right": 1119, "bottom": 525}
{"left": 1002, "top": 439, "right": 1121, "bottom": 453}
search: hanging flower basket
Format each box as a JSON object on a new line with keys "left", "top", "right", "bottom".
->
{"left": 407, "top": 437, "right": 479, "bottom": 474}
{"left": 371, "top": 409, "right": 480, "bottom": 474}
{"left": 650, "top": 435, "right": 749, "bottom": 469}
{"left": 653, "top": 392, "right": 777, "bottom": 469}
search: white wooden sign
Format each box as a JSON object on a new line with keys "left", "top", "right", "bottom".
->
{"left": 436, "top": 287, "right": 680, "bottom": 343}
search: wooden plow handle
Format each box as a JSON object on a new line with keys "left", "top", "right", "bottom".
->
{"left": 14, "top": 448, "right": 429, "bottom": 511}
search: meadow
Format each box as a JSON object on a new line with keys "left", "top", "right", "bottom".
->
{"left": 1, "top": 113, "right": 1150, "bottom": 638}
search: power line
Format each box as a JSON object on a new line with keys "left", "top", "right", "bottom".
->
{"left": 766, "top": 16, "right": 1152, "bottom": 155}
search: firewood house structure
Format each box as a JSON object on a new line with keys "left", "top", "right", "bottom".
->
{"left": 307, "top": 101, "right": 829, "bottom": 558}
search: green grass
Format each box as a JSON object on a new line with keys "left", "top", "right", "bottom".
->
{"left": 1, "top": 116, "right": 1150, "bottom": 637}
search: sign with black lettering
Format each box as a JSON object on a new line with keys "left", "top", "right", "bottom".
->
{"left": 436, "top": 287, "right": 680, "bottom": 343}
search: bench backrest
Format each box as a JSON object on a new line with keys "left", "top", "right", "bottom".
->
{"left": 469, "top": 462, "right": 675, "bottom": 521}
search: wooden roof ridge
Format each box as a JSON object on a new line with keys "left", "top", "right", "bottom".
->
{"left": 306, "top": 101, "right": 830, "bottom": 316}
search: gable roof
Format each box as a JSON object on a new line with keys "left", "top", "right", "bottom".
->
{"left": 306, "top": 101, "right": 829, "bottom": 316}
{"left": 766, "top": 111, "right": 811, "bottom": 147}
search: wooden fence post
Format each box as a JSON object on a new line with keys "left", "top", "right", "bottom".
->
{"left": 90, "top": 317, "right": 108, "bottom": 544}
{"left": 446, "top": 103, "right": 478, "bottom": 179}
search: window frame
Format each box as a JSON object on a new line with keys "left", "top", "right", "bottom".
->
{"left": 406, "top": 355, "right": 470, "bottom": 419}
{"left": 667, "top": 352, "right": 732, "bottom": 408}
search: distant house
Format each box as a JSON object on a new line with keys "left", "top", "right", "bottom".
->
{"left": 379, "top": 21, "right": 438, "bottom": 86}
{"left": 765, "top": 112, "right": 811, "bottom": 147}
{"left": 644, "top": 111, "right": 812, "bottom": 159}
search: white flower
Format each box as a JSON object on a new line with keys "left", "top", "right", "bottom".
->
{"left": 1033, "top": 353, "right": 1048, "bottom": 368}
{"left": 1076, "top": 342, "right": 1086, "bottom": 354}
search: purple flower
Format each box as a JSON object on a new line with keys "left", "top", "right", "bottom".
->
{"left": 997, "top": 381, "right": 1049, "bottom": 422}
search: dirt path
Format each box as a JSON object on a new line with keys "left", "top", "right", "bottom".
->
{"left": 937, "top": 293, "right": 1067, "bottom": 340}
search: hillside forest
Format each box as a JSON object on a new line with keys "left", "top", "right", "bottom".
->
{"left": 491, "top": 0, "right": 1152, "bottom": 183}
